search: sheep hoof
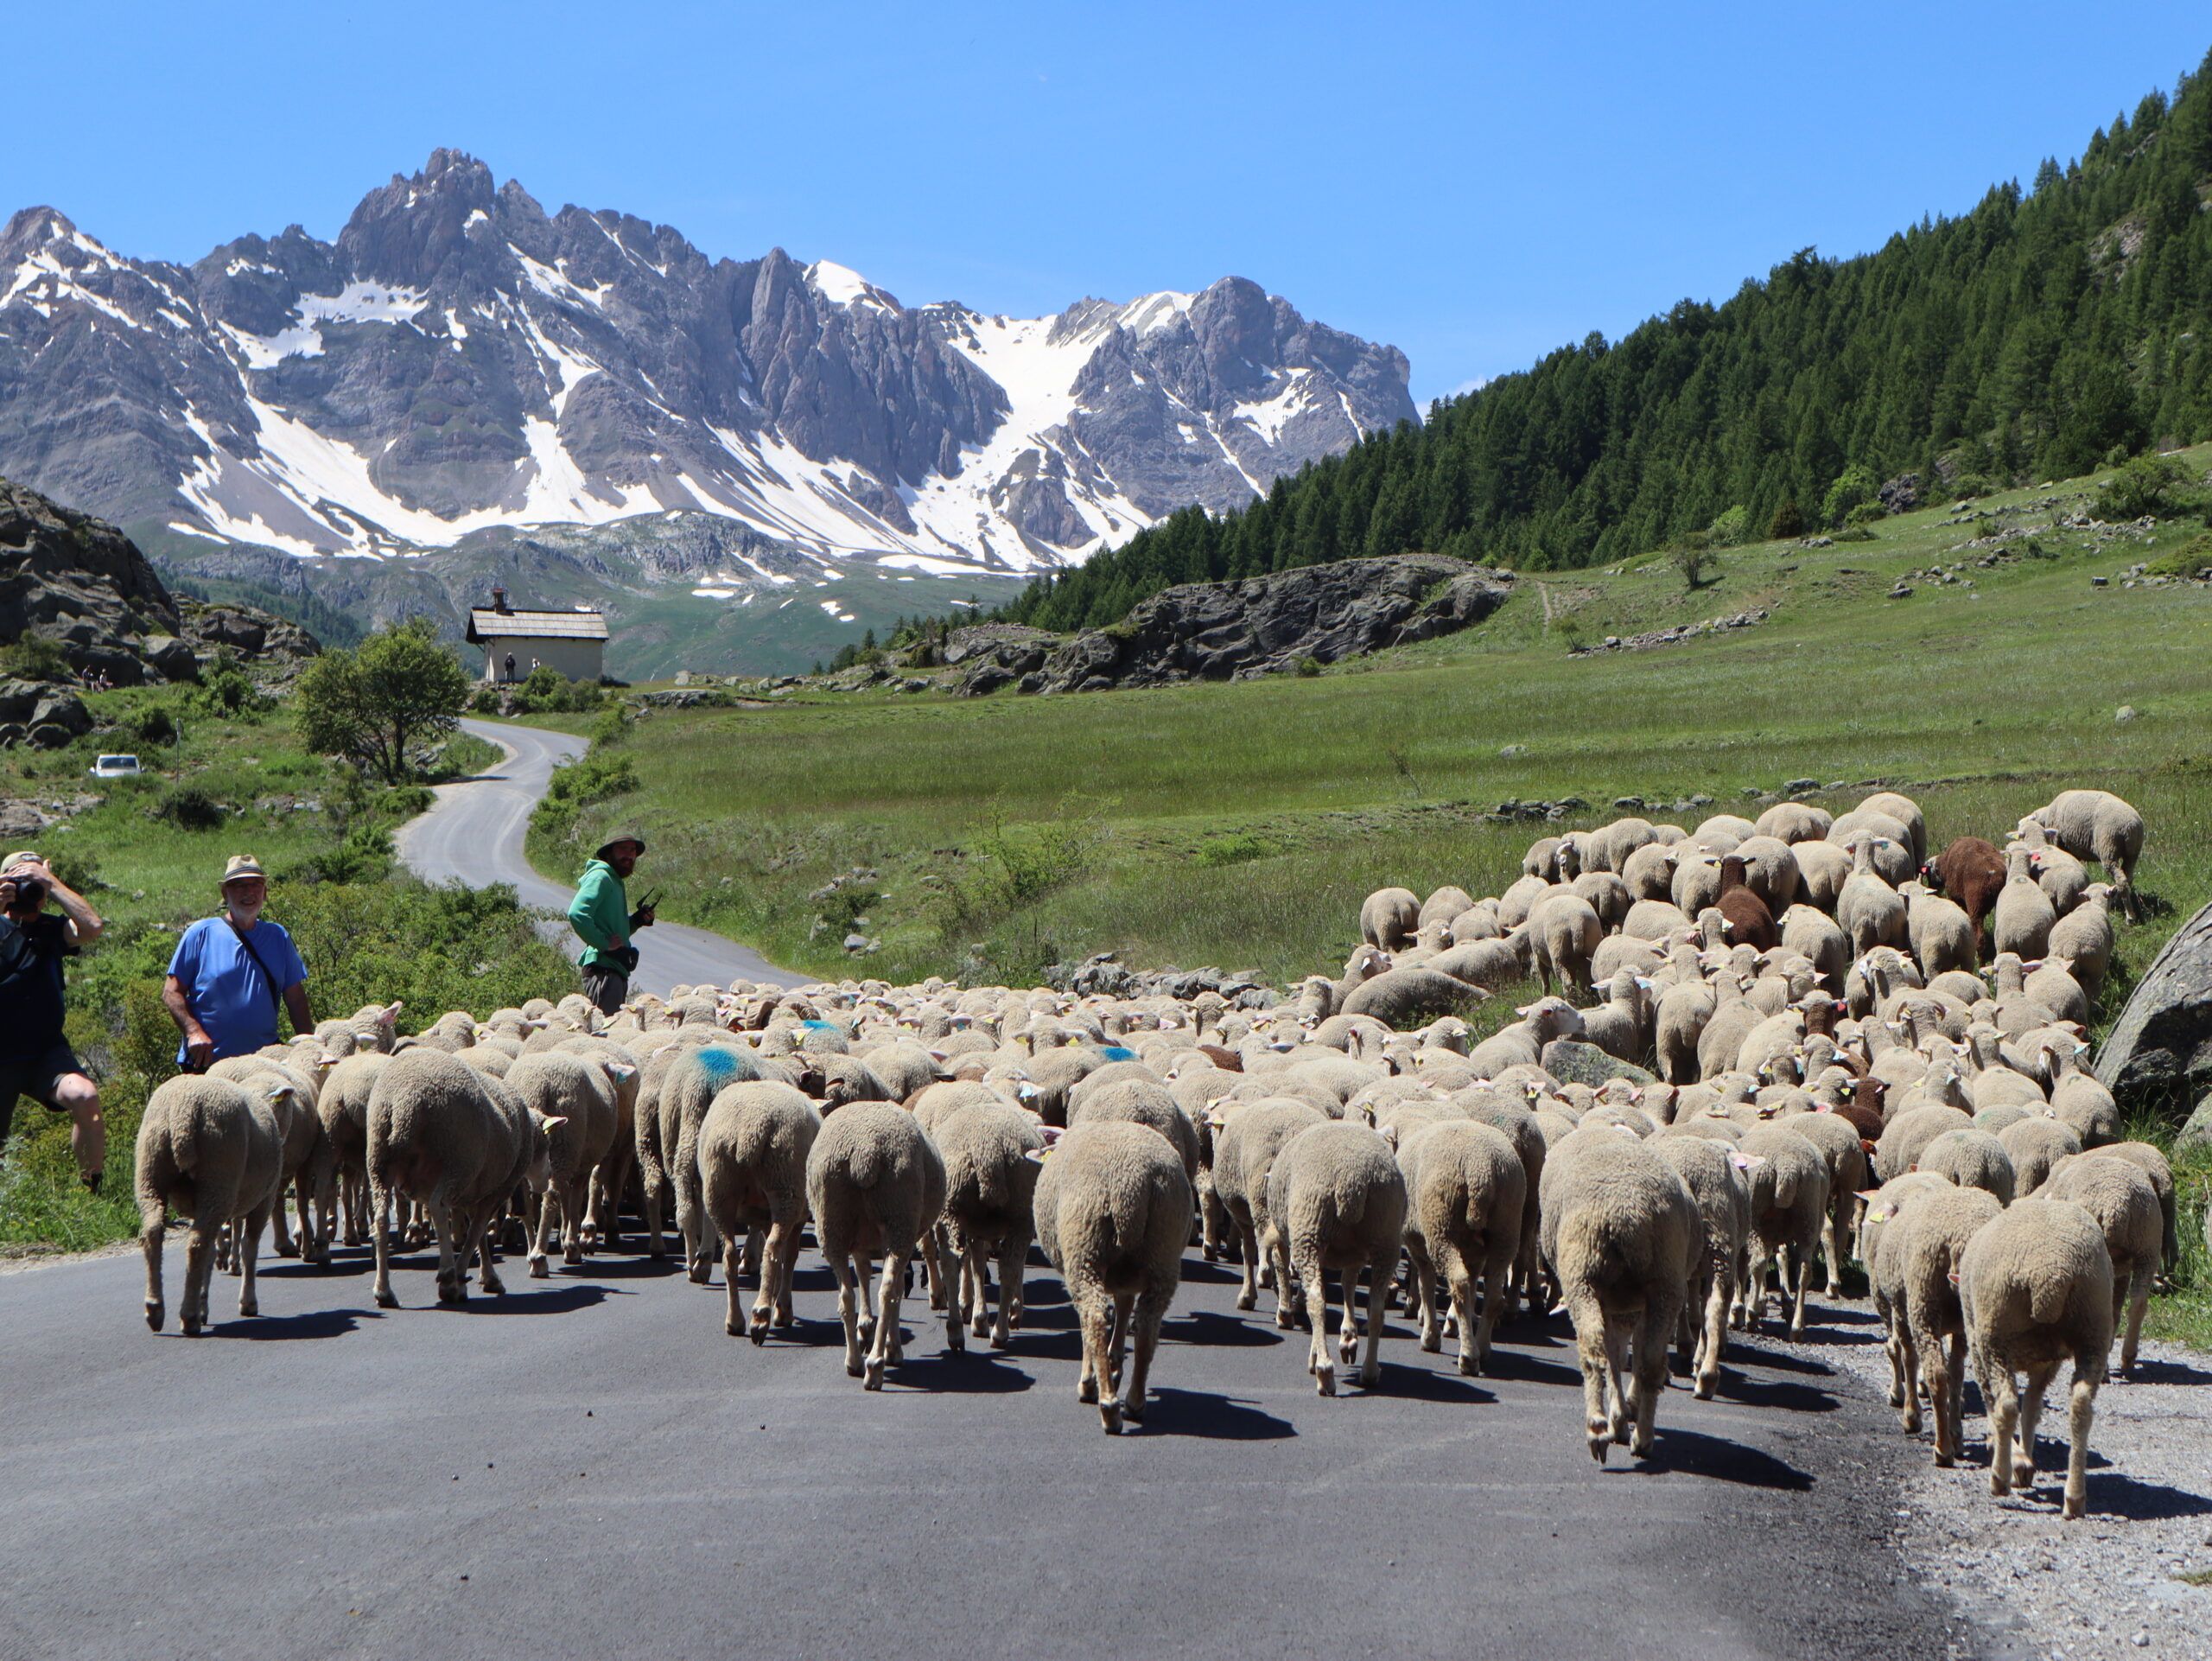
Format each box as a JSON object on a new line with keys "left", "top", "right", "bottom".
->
{"left": 945, "top": 1326, "right": 965, "bottom": 1353}
{"left": 1100, "top": 1401, "right": 1123, "bottom": 1434}
{"left": 1587, "top": 1434, "right": 1610, "bottom": 1465}
{"left": 863, "top": 1360, "right": 886, "bottom": 1391}
{"left": 529, "top": 1257, "right": 550, "bottom": 1280}
{"left": 1314, "top": 1364, "right": 1337, "bottom": 1397}
{"left": 1694, "top": 1378, "right": 1716, "bottom": 1401}
{"left": 1421, "top": 1331, "right": 1442, "bottom": 1354}
{"left": 1989, "top": 1472, "right": 2009, "bottom": 1497}
{"left": 1236, "top": 1291, "right": 1256, "bottom": 1311}
{"left": 688, "top": 1263, "right": 712, "bottom": 1286}
{"left": 1122, "top": 1394, "right": 1145, "bottom": 1426}
{"left": 144, "top": 1304, "right": 163, "bottom": 1333}
{"left": 846, "top": 1358, "right": 865, "bottom": 1378}
{"left": 374, "top": 1289, "right": 398, "bottom": 1310}
{"left": 726, "top": 1317, "right": 747, "bottom": 1338}
{"left": 238, "top": 1296, "right": 257, "bottom": 1317}
{"left": 1360, "top": 1363, "right": 1381, "bottom": 1389}
{"left": 1459, "top": 1352, "right": 1478, "bottom": 1378}
{"left": 2063, "top": 1493, "right": 2086, "bottom": 1521}
{"left": 181, "top": 1316, "right": 203, "bottom": 1337}
{"left": 1631, "top": 1433, "right": 1655, "bottom": 1459}
{"left": 1935, "top": 1451, "right": 1954, "bottom": 1468}
{"left": 1078, "top": 1376, "right": 1098, "bottom": 1403}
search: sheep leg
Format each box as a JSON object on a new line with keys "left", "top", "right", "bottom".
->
{"left": 1198, "top": 1174, "right": 1225, "bottom": 1263}
{"left": 1630, "top": 1289, "right": 1678, "bottom": 1458}
{"left": 639, "top": 1161, "right": 670, "bottom": 1259}
{"left": 561, "top": 1176, "right": 589, "bottom": 1266}
{"left": 2063, "top": 1365, "right": 2098, "bottom": 1521}
{"left": 474, "top": 1206, "right": 508, "bottom": 1297}
{"left": 1891, "top": 1318, "right": 1923, "bottom": 1434}
{"left": 1786, "top": 1242, "right": 1813, "bottom": 1339}
{"left": 528, "top": 1183, "right": 556, "bottom": 1280}
{"left": 1234, "top": 1219, "right": 1261, "bottom": 1311}
{"left": 1077, "top": 1291, "right": 1119, "bottom": 1430}
{"left": 141, "top": 1209, "right": 168, "bottom": 1333}
{"left": 1121, "top": 1282, "right": 1172, "bottom": 1428}
{"left": 1694, "top": 1262, "right": 1728, "bottom": 1400}
{"left": 2119, "top": 1263, "right": 2152, "bottom": 1378}
{"left": 939, "top": 1235, "right": 966, "bottom": 1353}
{"left": 1106, "top": 1294, "right": 1131, "bottom": 1396}
{"left": 1821, "top": 1197, "right": 1849, "bottom": 1297}
{"left": 2014, "top": 1360, "right": 2058, "bottom": 1494}
{"left": 1566, "top": 1289, "right": 1614, "bottom": 1463}
{"left": 1269, "top": 1231, "right": 1300, "bottom": 1331}
{"left": 431, "top": 1199, "right": 467, "bottom": 1305}
{"left": 1358, "top": 1257, "right": 1387, "bottom": 1388}
{"left": 722, "top": 1232, "right": 750, "bottom": 1338}
{"left": 1300, "top": 1250, "right": 1336, "bottom": 1395}
{"left": 1938, "top": 1328, "right": 1970, "bottom": 1467}
{"left": 236, "top": 1202, "right": 269, "bottom": 1318}
{"left": 835, "top": 1256, "right": 864, "bottom": 1378}
{"left": 920, "top": 1228, "right": 948, "bottom": 1312}
{"left": 370, "top": 1181, "right": 400, "bottom": 1308}
{"left": 862, "top": 1250, "right": 902, "bottom": 1389}
{"left": 1414, "top": 1251, "right": 1443, "bottom": 1353}
{"left": 750, "top": 1217, "right": 790, "bottom": 1342}
{"left": 181, "top": 1219, "right": 218, "bottom": 1337}
{"left": 1339, "top": 1267, "right": 1364, "bottom": 1369}
{"left": 340, "top": 1168, "right": 365, "bottom": 1248}
{"left": 270, "top": 1182, "right": 298, "bottom": 1258}
{"left": 1460, "top": 1256, "right": 1495, "bottom": 1376}
{"left": 1603, "top": 1314, "right": 1634, "bottom": 1448}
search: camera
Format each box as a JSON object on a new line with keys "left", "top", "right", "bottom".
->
{"left": 3, "top": 874, "right": 46, "bottom": 912}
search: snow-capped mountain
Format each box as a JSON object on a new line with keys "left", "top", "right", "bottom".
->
{"left": 0, "top": 150, "right": 1414, "bottom": 584}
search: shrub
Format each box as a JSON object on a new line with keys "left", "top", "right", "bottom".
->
{"left": 293, "top": 824, "right": 395, "bottom": 885}
{"left": 2146, "top": 532, "right": 2212, "bottom": 579}
{"left": 588, "top": 703, "right": 635, "bottom": 746}
{"left": 1768, "top": 500, "right": 1806, "bottom": 539}
{"left": 1195, "top": 831, "right": 1275, "bottom": 867}
{"left": 153, "top": 785, "right": 226, "bottom": 830}
{"left": 1834, "top": 525, "right": 1878, "bottom": 543}
{"left": 0, "top": 634, "right": 69, "bottom": 681}
{"left": 1671, "top": 544, "right": 1720, "bottom": 589}
{"left": 130, "top": 704, "right": 180, "bottom": 746}
{"left": 194, "top": 665, "right": 265, "bottom": 717}
{"left": 44, "top": 849, "right": 103, "bottom": 894}
{"left": 1843, "top": 500, "right": 1888, "bottom": 527}
{"left": 2094, "top": 455, "right": 2195, "bottom": 522}
{"left": 1294, "top": 656, "right": 1324, "bottom": 678}
{"left": 508, "top": 666, "right": 607, "bottom": 714}
{"left": 470, "top": 684, "right": 501, "bottom": 714}
{"left": 294, "top": 618, "right": 471, "bottom": 782}
{"left": 1821, "top": 465, "right": 1876, "bottom": 528}
{"left": 1707, "top": 506, "right": 1751, "bottom": 547}
{"left": 527, "top": 751, "right": 642, "bottom": 850}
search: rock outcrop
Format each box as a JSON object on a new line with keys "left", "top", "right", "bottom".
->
{"left": 959, "top": 555, "right": 1512, "bottom": 696}
{"left": 2097, "top": 899, "right": 2212, "bottom": 1110}
{"left": 0, "top": 477, "right": 186, "bottom": 687}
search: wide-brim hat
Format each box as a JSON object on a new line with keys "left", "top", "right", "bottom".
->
{"left": 3, "top": 850, "right": 41, "bottom": 875}
{"left": 221, "top": 854, "right": 268, "bottom": 886}
{"left": 594, "top": 833, "right": 647, "bottom": 860}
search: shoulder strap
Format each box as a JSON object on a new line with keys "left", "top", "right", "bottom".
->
{"left": 226, "top": 918, "right": 288, "bottom": 1017}
{"left": 0, "top": 916, "right": 36, "bottom": 990}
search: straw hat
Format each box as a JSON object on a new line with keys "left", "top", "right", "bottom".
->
{"left": 220, "top": 854, "right": 268, "bottom": 886}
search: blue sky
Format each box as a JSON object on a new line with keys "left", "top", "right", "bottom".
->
{"left": 9, "top": 3, "right": 2209, "bottom": 406}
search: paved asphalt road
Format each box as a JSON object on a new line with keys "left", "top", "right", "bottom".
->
{"left": 394, "top": 716, "right": 804, "bottom": 995}
{"left": 0, "top": 1235, "right": 1988, "bottom": 1660}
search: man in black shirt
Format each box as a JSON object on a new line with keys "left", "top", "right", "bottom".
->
{"left": 0, "top": 851, "right": 106, "bottom": 1189}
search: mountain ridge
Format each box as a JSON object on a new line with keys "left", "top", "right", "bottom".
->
{"left": 0, "top": 150, "right": 1413, "bottom": 591}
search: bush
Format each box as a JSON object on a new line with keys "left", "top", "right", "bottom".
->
{"left": 292, "top": 823, "right": 394, "bottom": 885}
{"left": 1769, "top": 500, "right": 1806, "bottom": 539}
{"left": 0, "top": 634, "right": 69, "bottom": 681}
{"left": 527, "top": 751, "right": 642, "bottom": 851}
{"left": 1821, "top": 465, "right": 1876, "bottom": 528}
{"left": 153, "top": 784, "right": 226, "bottom": 830}
{"left": 44, "top": 848, "right": 103, "bottom": 893}
{"left": 294, "top": 618, "right": 471, "bottom": 782}
{"left": 507, "top": 666, "right": 606, "bottom": 715}
{"left": 1671, "top": 544, "right": 1720, "bottom": 589}
{"left": 1843, "top": 500, "right": 1888, "bottom": 527}
{"left": 1834, "top": 525, "right": 1878, "bottom": 543}
{"left": 1707, "top": 506, "right": 1750, "bottom": 548}
{"left": 588, "top": 703, "right": 635, "bottom": 746}
{"left": 2094, "top": 455, "right": 2195, "bottom": 522}
{"left": 471, "top": 684, "right": 501, "bottom": 715}
{"left": 130, "top": 704, "right": 180, "bottom": 746}
{"left": 1294, "top": 656, "right": 1324, "bottom": 678}
{"left": 1195, "top": 831, "right": 1275, "bottom": 867}
{"left": 2146, "top": 532, "right": 2212, "bottom": 579}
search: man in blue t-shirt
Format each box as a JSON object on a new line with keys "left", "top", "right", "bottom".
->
{"left": 162, "top": 855, "right": 312, "bottom": 1070}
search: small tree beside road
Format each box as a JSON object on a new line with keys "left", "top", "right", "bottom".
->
{"left": 295, "top": 618, "right": 471, "bottom": 783}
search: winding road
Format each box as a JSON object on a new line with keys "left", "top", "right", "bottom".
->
{"left": 396, "top": 716, "right": 804, "bottom": 995}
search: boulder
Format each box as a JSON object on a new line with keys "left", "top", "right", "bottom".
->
{"left": 1011, "top": 555, "right": 1513, "bottom": 695}
{"left": 0, "top": 478, "right": 181, "bottom": 684}
{"left": 141, "top": 635, "right": 200, "bottom": 682}
{"left": 2173, "top": 1095, "right": 2212, "bottom": 1159}
{"left": 2096, "top": 899, "right": 2212, "bottom": 1109}
{"left": 28, "top": 693, "right": 91, "bottom": 736}
{"left": 1541, "top": 1040, "right": 1659, "bottom": 1091}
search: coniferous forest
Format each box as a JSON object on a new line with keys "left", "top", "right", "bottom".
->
{"left": 1001, "top": 51, "right": 2212, "bottom": 632}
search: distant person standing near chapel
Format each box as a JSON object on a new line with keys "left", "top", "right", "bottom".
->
{"left": 162, "top": 855, "right": 312, "bottom": 1070}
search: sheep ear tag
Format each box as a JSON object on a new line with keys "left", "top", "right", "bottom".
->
{"left": 1731, "top": 1153, "right": 1767, "bottom": 1172}
{"left": 1867, "top": 1205, "right": 1893, "bottom": 1223}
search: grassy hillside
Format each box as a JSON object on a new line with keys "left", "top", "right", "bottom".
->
{"left": 543, "top": 449, "right": 2212, "bottom": 1016}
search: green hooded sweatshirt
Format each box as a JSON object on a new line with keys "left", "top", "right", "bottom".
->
{"left": 568, "top": 858, "right": 629, "bottom": 970}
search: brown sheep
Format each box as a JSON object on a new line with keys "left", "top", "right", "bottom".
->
{"left": 1714, "top": 855, "right": 1777, "bottom": 954}
{"left": 1924, "top": 837, "right": 2006, "bottom": 957}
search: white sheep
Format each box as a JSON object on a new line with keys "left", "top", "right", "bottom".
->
{"left": 1883, "top": 1181, "right": 2004, "bottom": 1467}
{"left": 935, "top": 1102, "right": 1047, "bottom": 1346}
{"left": 699, "top": 1079, "right": 822, "bottom": 1341}
{"left": 135, "top": 1072, "right": 302, "bottom": 1334}
{"left": 1394, "top": 1119, "right": 1527, "bottom": 1375}
{"left": 2036, "top": 1153, "right": 2163, "bottom": 1378}
{"left": 1958, "top": 1197, "right": 2113, "bottom": 1518}
{"left": 804, "top": 1102, "right": 953, "bottom": 1388}
{"left": 2026, "top": 790, "right": 2145, "bottom": 920}
{"left": 1267, "top": 1121, "right": 1409, "bottom": 1395}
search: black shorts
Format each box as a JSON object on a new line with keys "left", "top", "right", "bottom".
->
{"left": 0, "top": 1040, "right": 88, "bottom": 1145}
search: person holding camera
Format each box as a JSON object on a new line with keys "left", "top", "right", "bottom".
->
{"left": 0, "top": 850, "right": 107, "bottom": 1189}
{"left": 161, "top": 855, "right": 312, "bottom": 1071}
{"left": 567, "top": 832, "right": 655, "bottom": 1015}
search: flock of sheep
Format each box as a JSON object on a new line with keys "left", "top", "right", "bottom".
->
{"left": 130, "top": 785, "right": 2164, "bottom": 1515}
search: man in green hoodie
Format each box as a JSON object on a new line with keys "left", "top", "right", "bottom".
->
{"left": 568, "top": 833, "right": 655, "bottom": 1015}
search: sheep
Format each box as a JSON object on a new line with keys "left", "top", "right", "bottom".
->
{"left": 2047, "top": 884, "right": 2115, "bottom": 1004}
{"left": 1618, "top": 897, "right": 1694, "bottom": 942}
{"left": 1539, "top": 1128, "right": 1700, "bottom": 1461}
{"left": 1754, "top": 801, "right": 1832, "bottom": 845}
{"left": 1789, "top": 1108, "right": 1871, "bottom": 1295}
{"left": 1340, "top": 966, "right": 1492, "bottom": 1029}
{"left": 1918, "top": 837, "right": 2005, "bottom": 958}
{"left": 2037, "top": 1154, "right": 2163, "bottom": 1378}
{"left": 933, "top": 1103, "right": 1046, "bottom": 1346}
{"left": 2021, "top": 958, "right": 2088, "bottom": 1028}
{"left": 1454, "top": 1094, "right": 1548, "bottom": 1317}
{"left": 1780, "top": 905, "right": 1850, "bottom": 991}
{"left": 1731, "top": 835, "right": 1803, "bottom": 913}
{"left": 1652, "top": 1134, "right": 1750, "bottom": 1398}
{"left": 2011, "top": 819, "right": 2089, "bottom": 916}
{"left": 804, "top": 1102, "right": 953, "bottom": 1389}
{"left": 1581, "top": 817, "right": 1660, "bottom": 874}
{"left": 1067, "top": 1077, "right": 1200, "bottom": 1183}
{"left": 1425, "top": 935, "right": 1530, "bottom": 993}
{"left": 1394, "top": 1120, "right": 1526, "bottom": 1375}
{"left": 1529, "top": 890, "right": 1604, "bottom": 998}
{"left": 698, "top": 1080, "right": 823, "bottom": 1341}
{"left": 2045, "top": 1042, "right": 2120, "bottom": 1147}
{"left": 366, "top": 1050, "right": 560, "bottom": 1309}
{"left": 1958, "top": 1197, "right": 2114, "bottom": 1518}
{"left": 315, "top": 1050, "right": 389, "bottom": 1249}
{"left": 1267, "top": 1121, "right": 1409, "bottom": 1395}
{"left": 1837, "top": 837, "right": 1909, "bottom": 958}
{"left": 1580, "top": 971, "right": 1652, "bottom": 1066}
{"left": 1902, "top": 881, "right": 1977, "bottom": 977}
{"left": 1912, "top": 1128, "right": 2016, "bottom": 1206}
{"left": 1672, "top": 850, "right": 1724, "bottom": 919}
{"left": 207, "top": 1054, "right": 327, "bottom": 1264}
{"left": 658, "top": 1044, "right": 765, "bottom": 1282}
{"left": 2096, "top": 1141, "right": 2179, "bottom": 1275}
{"left": 1417, "top": 885, "right": 1478, "bottom": 932}
{"left": 1620, "top": 841, "right": 1680, "bottom": 902}
{"left": 1792, "top": 840, "right": 1853, "bottom": 913}
{"left": 1695, "top": 976, "right": 1764, "bottom": 1083}
{"left": 1033, "top": 1121, "right": 1192, "bottom": 1431}
{"left": 1734, "top": 1124, "right": 1831, "bottom": 1338}
{"left": 1880, "top": 1184, "right": 2004, "bottom": 1467}
{"left": 1522, "top": 837, "right": 1565, "bottom": 879}
{"left": 1213, "top": 1099, "right": 1330, "bottom": 1319}
{"left": 1874, "top": 1104, "right": 1974, "bottom": 1182}
{"left": 1653, "top": 975, "right": 1719, "bottom": 1086}
{"left": 135, "top": 1072, "right": 302, "bottom": 1334}
{"left": 1693, "top": 812, "right": 1757, "bottom": 852}
{"left": 1447, "top": 902, "right": 1503, "bottom": 945}
{"left": 1830, "top": 805, "right": 1916, "bottom": 869}
{"left": 503, "top": 1052, "right": 624, "bottom": 1276}
{"left": 1360, "top": 887, "right": 1421, "bottom": 950}
{"left": 1713, "top": 855, "right": 1777, "bottom": 953}
{"left": 2027, "top": 789, "right": 2145, "bottom": 920}
{"left": 1998, "top": 1117, "right": 2082, "bottom": 1198}
{"left": 1993, "top": 845, "right": 2056, "bottom": 960}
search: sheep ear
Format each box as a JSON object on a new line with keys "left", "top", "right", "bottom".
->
{"left": 1039, "top": 1125, "right": 1063, "bottom": 1145}
{"left": 542, "top": 1115, "right": 568, "bottom": 1132}
{"left": 1855, "top": 1189, "right": 1882, "bottom": 1203}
